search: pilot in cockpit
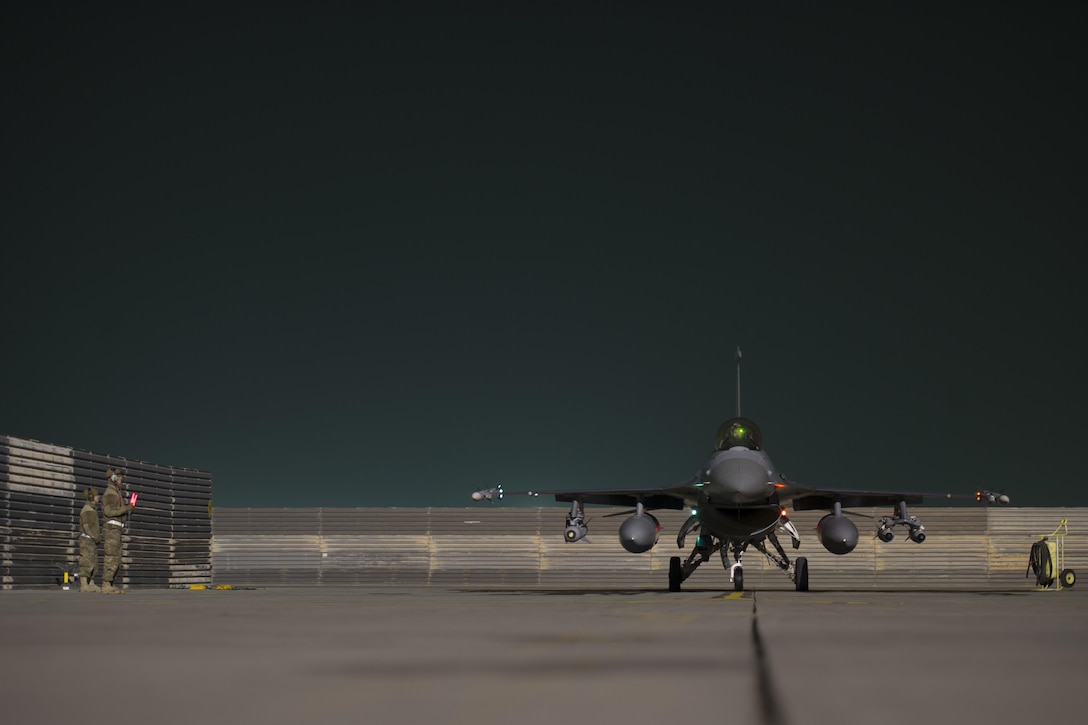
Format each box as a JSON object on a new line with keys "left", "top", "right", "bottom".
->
{"left": 714, "top": 417, "right": 763, "bottom": 451}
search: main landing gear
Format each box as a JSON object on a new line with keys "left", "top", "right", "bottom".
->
{"left": 668, "top": 527, "right": 810, "bottom": 593}
{"left": 668, "top": 533, "right": 721, "bottom": 592}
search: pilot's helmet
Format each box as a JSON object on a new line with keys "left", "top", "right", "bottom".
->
{"left": 715, "top": 417, "right": 763, "bottom": 450}
{"left": 84, "top": 487, "right": 100, "bottom": 502}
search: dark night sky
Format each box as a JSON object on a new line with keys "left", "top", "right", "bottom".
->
{"left": 3, "top": 3, "right": 1085, "bottom": 508}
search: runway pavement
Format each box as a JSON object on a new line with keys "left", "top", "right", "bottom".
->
{"left": 1, "top": 586, "right": 1084, "bottom": 725}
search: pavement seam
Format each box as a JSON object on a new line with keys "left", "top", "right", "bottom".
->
{"left": 751, "top": 592, "right": 789, "bottom": 725}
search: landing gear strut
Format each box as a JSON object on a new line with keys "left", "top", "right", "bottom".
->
{"left": 668, "top": 534, "right": 721, "bottom": 592}
{"left": 722, "top": 541, "right": 747, "bottom": 591}
{"left": 753, "top": 531, "right": 809, "bottom": 591}
{"left": 668, "top": 531, "right": 809, "bottom": 592}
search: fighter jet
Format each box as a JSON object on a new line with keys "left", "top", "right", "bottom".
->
{"left": 472, "top": 348, "right": 1009, "bottom": 592}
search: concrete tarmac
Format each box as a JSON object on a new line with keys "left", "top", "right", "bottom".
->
{"left": 1, "top": 586, "right": 1085, "bottom": 725}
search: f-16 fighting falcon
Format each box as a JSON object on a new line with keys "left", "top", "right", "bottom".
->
{"left": 472, "top": 349, "right": 1010, "bottom": 592}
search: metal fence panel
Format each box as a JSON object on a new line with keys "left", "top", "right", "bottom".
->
{"left": 1, "top": 435, "right": 212, "bottom": 589}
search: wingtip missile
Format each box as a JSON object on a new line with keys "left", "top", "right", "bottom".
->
{"left": 472, "top": 486, "right": 504, "bottom": 502}
{"left": 976, "top": 490, "right": 1010, "bottom": 505}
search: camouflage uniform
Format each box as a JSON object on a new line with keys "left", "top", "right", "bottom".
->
{"left": 78, "top": 488, "right": 101, "bottom": 592}
{"left": 100, "top": 470, "right": 133, "bottom": 594}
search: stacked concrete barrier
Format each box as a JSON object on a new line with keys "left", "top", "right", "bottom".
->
{"left": 1, "top": 435, "right": 212, "bottom": 589}
{"left": 211, "top": 506, "right": 1087, "bottom": 590}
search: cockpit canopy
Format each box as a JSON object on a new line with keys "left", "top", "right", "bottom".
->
{"left": 715, "top": 416, "right": 763, "bottom": 451}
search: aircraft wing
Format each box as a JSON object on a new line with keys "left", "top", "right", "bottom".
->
{"left": 472, "top": 479, "right": 698, "bottom": 510}
{"left": 473, "top": 480, "right": 1007, "bottom": 510}
{"left": 782, "top": 482, "right": 1002, "bottom": 511}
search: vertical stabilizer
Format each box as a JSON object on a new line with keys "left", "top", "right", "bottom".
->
{"left": 736, "top": 347, "right": 742, "bottom": 417}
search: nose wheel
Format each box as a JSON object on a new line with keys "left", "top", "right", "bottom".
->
{"left": 722, "top": 541, "right": 747, "bottom": 591}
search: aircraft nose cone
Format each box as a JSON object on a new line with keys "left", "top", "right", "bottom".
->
{"left": 709, "top": 457, "right": 770, "bottom": 503}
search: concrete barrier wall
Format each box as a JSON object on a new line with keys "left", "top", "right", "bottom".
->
{"left": 212, "top": 506, "right": 1087, "bottom": 590}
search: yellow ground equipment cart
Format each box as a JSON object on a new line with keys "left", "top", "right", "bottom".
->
{"left": 1026, "top": 518, "right": 1076, "bottom": 590}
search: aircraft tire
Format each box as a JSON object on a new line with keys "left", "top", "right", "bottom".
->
{"left": 669, "top": 557, "right": 682, "bottom": 592}
{"left": 1060, "top": 569, "right": 1076, "bottom": 588}
{"left": 795, "top": 557, "right": 809, "bottom": 592}
{"left": 734, "top": 567, "right": 744, "bottom": 592}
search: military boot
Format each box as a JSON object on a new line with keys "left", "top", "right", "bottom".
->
{"left": 80, "top": 578, "right": 100, "bottom": 593}
{"left": 100, "top": 582, "right": 121, "bottom": 595}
